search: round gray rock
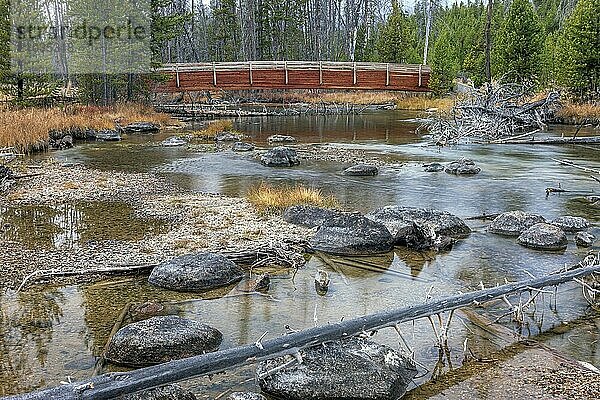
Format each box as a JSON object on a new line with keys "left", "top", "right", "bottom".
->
{"left": 283, "top": 205, "right": 343, "bottom": 228}
{"left": 161, "top": 137, "right": 187, "bottom": 147}
{"left": 122, "top": 122, "right": 160, "bottom": 133}
{"left": 267, "top": 134, "right": 297, "bottom": 144}
{"left": 551, "top": 216, "right": 590, "bottom": 232}
{"left": 309, "top": 213, "right": 394, "bottom": 255}
{"left": 256, "top": 338, "right": 417, "bottom": 400}
{"left": 215, "top": 131, "right": 242, "bottom": 142}
{"left": 488, "top": 211, "right": 547, "bottom": 236}
{"left": 225, "top": 393, "right": 267, "bottom": 400}
{"left": 104, "top": 316, "right": 222, "bottom": 367}
{"left": 120, "top": 384, "right": 197, "bottom": 400}
{"left": 343, "top": 164, "right": 379, "bottom": 176}
{"left": 232, "top": 142, "right": 255, "bottom": 152}
{"left": 423, "top": 162, "right": 444, "bottom": 172}
{"left": 261, "top": 146, "right": 300, "bottom": 167}
{"left": 445, "top": 159, "right": 481, "bottom": 175}
{"left": 517, "top": 223, "right": 568, "bottom": 251}
{"left": 367, "top": 206, "right": 470, "bottom": 245}
{"left": 575, "top": 232, "right": 595, "bottom": 247}
{"left": 149, "top": 252, "right": 244, "bottom": 292}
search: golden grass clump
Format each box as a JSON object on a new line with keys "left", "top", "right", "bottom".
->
{"left": 247, "top": 183, "right": 339, "bottom": 214}
{"left": 0, "top": 104, "right": 175, "bottom": 153}
{"left": 556, "top": 101, "right": 600, "bottom": 123}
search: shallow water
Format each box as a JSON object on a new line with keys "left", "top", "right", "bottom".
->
{"left": 1, "top": 111, "right": 599, "bottom": 397}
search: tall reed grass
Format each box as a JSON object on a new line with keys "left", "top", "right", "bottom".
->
{"left": 0, "top": 104, "right": 174, "bottom": 153}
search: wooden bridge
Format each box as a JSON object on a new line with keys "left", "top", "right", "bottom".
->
{"left": 156, "top": 61, "right": 431, "bottom": 92}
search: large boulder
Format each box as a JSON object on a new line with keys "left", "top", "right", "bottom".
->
{"left": 343, "top": 164, "right": 379, "bottom": 176}
{"left": 366, "top": 206, "right": 470, "bottom": 245}
{"left": 119, "top": 385, "right": 197, "bottom": 400}
{"left": 232, "top": 142, "right": 255, "bottom": 152}
{"left": 517, "top": 223, "right": 568, "bottom": 251}
{"left": 104, "top": 316, "right": 222, "bottom": 367}
{"left": 445, "top": 159, "right": 481, "bottom": 175}
{"left": 95, "top": 130, "right": 122, "bottom": 141}
{"left": 575, "top": 232, "right": 595, "bottom": 248}
{"left": 488, "top": 211, "right": 546, "bottom": 236}
{"left": 162, "top": 137, "right": 187, "bottom": 147}
{"left": 149, "top": 252, "right": 244, "bottom": 292}
{"left": 309, "top": 213, "right": 394, "bottom": 255}
{"left": 256, "top": 338, "right": 417, "bottom": 400}
{"left": 261, "top": 146, "right": 300, "bottom": 167}
{"left": 283, "top": 205, "right": 343, "bottom": 228}
{"left": 423, "top": 162, "right": 444, "bottom": 172}
{"left": 551, "top": 216, "right": 590, "bottom": 232}
{"left": 122, "top": 122, "right": 160, "bottom": 133}
{"left": 267, "top": 134, "right": 297, "bottom": 144}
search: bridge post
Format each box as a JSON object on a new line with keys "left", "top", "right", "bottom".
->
{"left": 386, "top": 64, "right": 390, "bottom": 86}
{"left": 353, "top": 62, "right": 357, "bottom": 85}
{"left": 175, "top": 65, "right": 180, "bottom": 88}
{"left": 418, "top": 64, "right": 422, "bottom": 87}
{"left": 249, "top": 61, "right": 253, "bottom": 86}
{"left": 284, "top": 61, "right": 288, "bottom": 85}
{"left": 212, "top": 62, "right": 217, "bottom": 86}
{"left": 319, "top": 61, "right": 323, "bottom": 85}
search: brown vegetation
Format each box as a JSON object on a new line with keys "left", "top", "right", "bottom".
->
{"left": 189, "top": 119, "right": 235, "bottom": 139}
{"left": 395, "top": 95, "right": 455, "bottom": 112}
{"left": 556, "top": 101, "right": 600, "bottom": 124}
{"left": 247, "top": 182, "right": 339, "bottom": 214}
{"left": 0, "top": 104, "right": 175, "bottom": 153}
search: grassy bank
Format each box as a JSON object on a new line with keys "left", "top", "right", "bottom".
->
{"left": 0, "top": 104, "right": 174, "bottom": 154}
{"left": 556, "top": 101, "right": 600, "bottom": 124}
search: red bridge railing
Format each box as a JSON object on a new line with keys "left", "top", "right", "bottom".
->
{"left": 156, "top": 61, "right": 431, "bottom": 92}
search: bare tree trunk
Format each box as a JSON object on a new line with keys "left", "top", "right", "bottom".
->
{"left": 485, "top": 0, "right": 492, "bottom": 83}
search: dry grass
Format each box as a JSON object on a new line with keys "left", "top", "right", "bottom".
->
{"left": 556, "top": 101, "right": 600, "bottom": 123}
{"left": 0, "top": 104, "right": 175, "bottom": 153}
{"left": 247, "top": 182, "right": 339, "bottom": 214}
{"left": 395, "top": 96, "right": 455, "bottom": 112}
{"left": 300, "top": 91, "right": 400, "bottom": 105}
{"left": 189, "top": 119, "right": 235, "bottom": 139}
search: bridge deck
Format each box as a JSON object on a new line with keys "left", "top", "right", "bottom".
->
{"left": 156, "top": 61, "right": 431, "bottom": 92}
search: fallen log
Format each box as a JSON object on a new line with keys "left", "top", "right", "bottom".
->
{"left": 7, "top": 262, "right": 600, "bottom": 400}
{"left": 501, "top": 136, "right": 600, "bottom": 145}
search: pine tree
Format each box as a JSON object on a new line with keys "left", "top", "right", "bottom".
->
{"left": 376, "top": 0, "right": 417, "bottom": 63}
{"left": 495, "top": 0, "right": 543, "bottom": 82}
{"left": 429, "top": 26, "right": 457, "bottom": 94}
{"left": 556, "top": 0, "right": 600, "bottom": 99}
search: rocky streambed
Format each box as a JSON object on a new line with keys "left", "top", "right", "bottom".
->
{"left": 1, "top": 111, "right": 599, "bottom": 399}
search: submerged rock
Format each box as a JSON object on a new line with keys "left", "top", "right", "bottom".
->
{"left": 162, "top": 136, "right": 187, "bottom": 147}
{"left": 95, "top": 130, "right": 121, "bottom": 141}
{"left": 261, "top": 146, "right": 300, "bottom": 167}
{"left": 488, "top": 211, "right": 546, "bottom": 236}
{"left": 517, "top": 223, "right": 568, "bottom": 251}
{"left": 104, "top": 316, "right": 222, "bottom": 367}
{"left": 225, "top": 393, "right": 266, "bottom": 400}
{"left": 551, "top": 216, "right": 590, "bottom": 232}
{"left": 49, "top": 131, "right": 74, "bottom": 149}
{"left": 149, "top": 252, "right": 244, "bottom": 292}
{"left": 309, "top": 213, "right": 394, "bottom": 255}
{"left": 232, "top": 142, "right": 255, "bottom": 152}
{"left": 283, "top": 205, "right": 343, "bottom": 228}
{"left": 238, "top": 273, "right": 270, "bottom": 292}
{"left": 366, "top": 206, "right": 470, "bottom": 247}
{"left": 405, "top": 221, "right": 455, "bottom": 251}
{"left": 122, "top": 122, "right": 160, "bottom": 134}
{"left": 575, "top": 232, "right": 595, "bottom": 248}
{"left": 343, "top": 164, "right": 379, "bottom": 176}
{"left": 119, "top": 384, "right": 197, "bottom": 400}
{"left": 256, "top": 338, "right": 417, "bottom": 400}
{"left": 129, "top": 301, "right": 167, "bottom": 322}
{"left": 445, "top": 159, "right": 481, "bottom": 175}
{"left": 215, "top": 131, "right": 242, "bottom": 142}
{"left": 423, "top": 162, "right": 444, "bottom": 172}
{"left": 267, "top": 134, "right": 297, "bottom": 144}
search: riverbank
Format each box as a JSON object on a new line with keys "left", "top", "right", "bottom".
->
{"left": 0, "top": 160, "right": 311, "bottom": 289}
{"left": 0, "top": 104, "right": 175, "bottom": 154}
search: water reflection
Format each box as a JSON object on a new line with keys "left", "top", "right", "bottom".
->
{"left": 0, "top": 202, "right": 166, "bottom": 249}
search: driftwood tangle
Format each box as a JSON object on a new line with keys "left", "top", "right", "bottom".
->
{"left": 7, "top": 262, "right": 600, "bottom": 400}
